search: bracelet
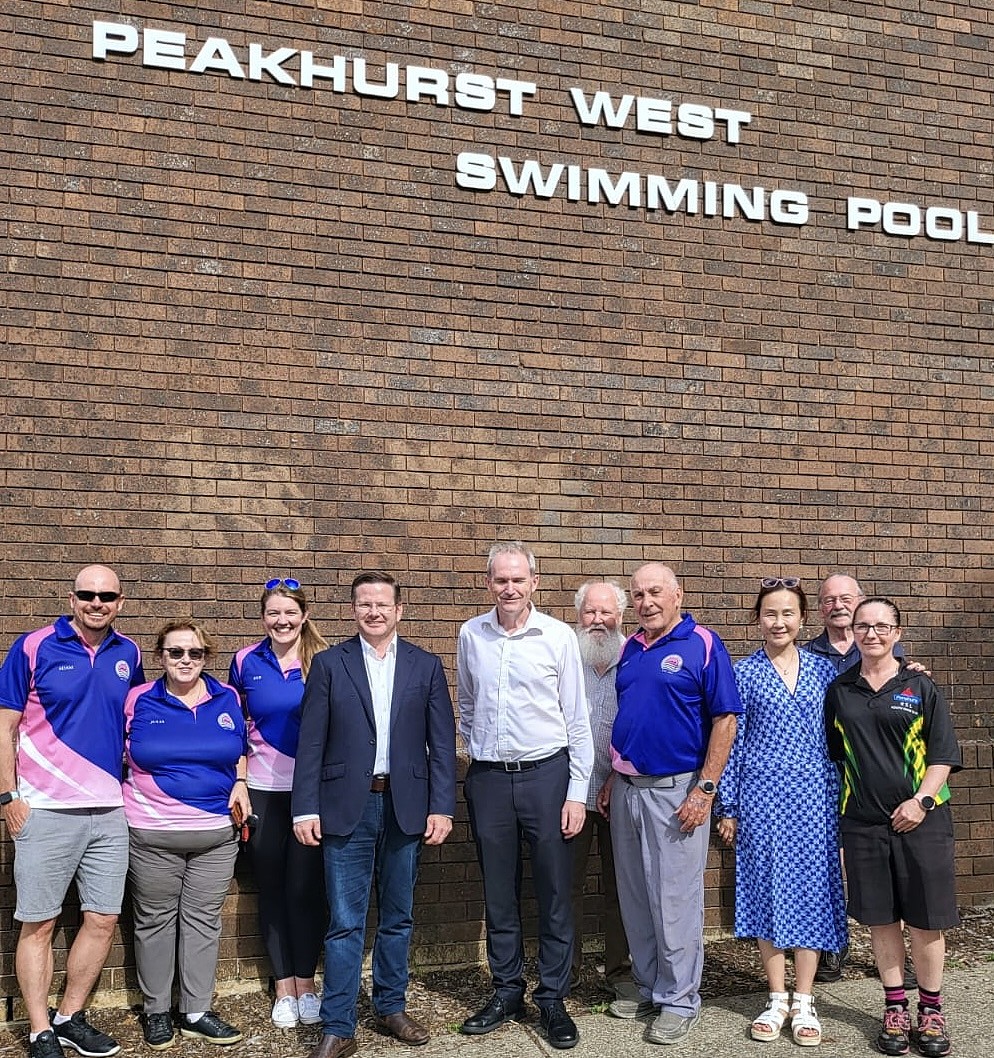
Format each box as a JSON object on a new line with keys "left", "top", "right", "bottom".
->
{"left": 233, "top": 778, "right": 247, "bottom": 785}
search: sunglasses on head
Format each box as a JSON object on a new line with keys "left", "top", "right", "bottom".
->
{"left": 163, "top": 647, "right": 206, "bottom": 661}
{"left": 73, "top": 590, "right": 121, "bottom": 603}
{"left": 761, "top": 577, "right": 801, "bottom": 589}
{"left": 265, "top": 578, "right": 301, "bottom": 591}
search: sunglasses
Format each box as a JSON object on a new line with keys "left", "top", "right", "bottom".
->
{"left": 761, "top": 577, "right": 801, "bottom": 589}
{"left": 265, "top": 578, "right": 301, "bottom": 591}
{"left": 73, "top": 590, "right": 122, "bottom": 603}
{"left": 163, "top": 647, "right": 207, "bottom": 661}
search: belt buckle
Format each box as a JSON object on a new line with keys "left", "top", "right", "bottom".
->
{"left": 503, "top": 761, "right": 523, "bottom": 773}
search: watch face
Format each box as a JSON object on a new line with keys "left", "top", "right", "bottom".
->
{"left": 919, "top": 795, "right": 936, "bottom": 811}
{"left": 698, "top": 780, "right": 717, "bottom": 795}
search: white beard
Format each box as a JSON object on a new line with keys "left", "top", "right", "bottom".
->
{"left": 577, "top": 625, "right": 625, "bottom": 670}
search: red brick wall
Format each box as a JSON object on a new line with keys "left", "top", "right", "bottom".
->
{"left": 2, "top": 0, "right": 993, "bottom": 1004}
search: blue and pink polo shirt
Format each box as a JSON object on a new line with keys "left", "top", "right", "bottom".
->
{"left": 0, "top": 615, "right": 144, "bottom": 808}
{"left": 612, "top": 613, "right": 743, "bottom": 777}
{"left": 123, "top": 673, "right": 246, "bottom": 830}
{"left": 228, "top": 640, "right": 304, "bottom": 792}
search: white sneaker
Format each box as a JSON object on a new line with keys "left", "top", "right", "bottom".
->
{"left": 296, "top": 993, "right": 322, "bottom": 1026}
{"left": 271, "top": 996, "right": 299, "bottom": 1029}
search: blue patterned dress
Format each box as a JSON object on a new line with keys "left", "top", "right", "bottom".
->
{"left": 718, "top": 648, "right": 848, "bottom": 952}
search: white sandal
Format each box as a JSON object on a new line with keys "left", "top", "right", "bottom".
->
{"left": 751, "top": 991, "right": 790, "bottom": 1042}
{"left": 790, "top": 993, "right": 822, "bottom": 1047}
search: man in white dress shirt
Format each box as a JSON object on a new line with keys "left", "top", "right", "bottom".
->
{"left": 457, "top": 542, "right": 593, "bottom": 1050}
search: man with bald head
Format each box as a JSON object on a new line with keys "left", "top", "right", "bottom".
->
{"left": 0, "top": 566, "right": 144, "bottom": 1058}
{"left": 599, "top": 563, "right": 741, "bottom": 1045}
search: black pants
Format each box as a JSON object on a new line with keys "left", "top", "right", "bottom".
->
{"left": 464, "top": 752, "right": 574, "bottom": 1005}
{"left": 246, "top": 788, "right": 328, "bottom": 980}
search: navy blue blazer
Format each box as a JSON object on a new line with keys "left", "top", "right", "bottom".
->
{"left": 291, "top": 635, "right": 456, "bottom": 837}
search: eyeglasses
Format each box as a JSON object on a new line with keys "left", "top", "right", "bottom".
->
{"left": 163, "top": 647, "right": 207, "bottom": 661}
{"left": 354, "top": 602, "right": 396, "bottom": 614}
{"left": 761, "top": 577, "right": 800, "bottom": 589}
{"left": 265, "top": 578, "right": 301, "bottom": 591}
{"left": 820, "top": 594, "right": 859, "bottom": 607}
{"left": 73, "top": 590, "right": 121, "bottom": 603}
{"left": 852, "top": 622, "right": 898, "bottom": 637}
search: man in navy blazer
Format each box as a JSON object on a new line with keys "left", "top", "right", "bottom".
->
{"left": 292, "top": 572, "right": 456, "bottom": 1058}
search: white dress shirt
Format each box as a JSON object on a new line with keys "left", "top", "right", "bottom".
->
{"left": 456, "top": 605, "right": 593, "bottom": 804}
{"left": 360, "top": 633, "right": 396, "bottom": 775}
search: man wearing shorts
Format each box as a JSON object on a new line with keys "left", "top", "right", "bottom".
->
{"left": 0, "top": 566, "right": 144, "bottom": 1058}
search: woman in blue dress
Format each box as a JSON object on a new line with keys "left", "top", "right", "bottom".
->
{"left": 717, "top": 578, "right": 847, "bottom": 1047}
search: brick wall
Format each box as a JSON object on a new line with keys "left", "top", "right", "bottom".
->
{"left": 2, "top": 0, "right": 993, "bottom": 1006}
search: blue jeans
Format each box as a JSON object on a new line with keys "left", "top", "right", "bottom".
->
{"left": 319, "top": 790, "right": 421, "bottom": 1037}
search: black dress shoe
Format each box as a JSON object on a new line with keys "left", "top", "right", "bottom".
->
{"left": 460, "top": 994, "right": 525, "bottom": 1035}
{"left": 539, "top": 1001, "right": 578, "bottom": 1050}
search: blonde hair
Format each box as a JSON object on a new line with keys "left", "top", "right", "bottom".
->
{"left": 260, "top": 584, "right": 328, "bottom": 679}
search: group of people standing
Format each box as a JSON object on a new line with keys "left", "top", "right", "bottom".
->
{"left": 0, "top": 554, "right": 961, "bottom": 1058}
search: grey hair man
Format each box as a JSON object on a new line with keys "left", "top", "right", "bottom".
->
{"left": 569, "top": 580, "right": 634, "bottom": 1000}
{"left": 458, "top": 542, "right": 593, "bottom": 1050}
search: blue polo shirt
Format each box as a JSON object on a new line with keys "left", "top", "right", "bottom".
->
{"left": 0, "top": 615, "right": 144, "bottom": 808}
{"left": 123, "top": 673, "right": 246, "bottom": 829}
{"left": 229, "top": 639, "right": 304, "bottom": 792}
{"left": 612, "top": 613, "right": 742, "bottom": 776}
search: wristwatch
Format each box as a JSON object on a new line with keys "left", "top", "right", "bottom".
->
{"left": 0, "top": 790, "right": 20, "bottom": 806}
{"left": 916, "top": 794, "right": 936, "bottom": 812}
{"left": 697, "top": 778, "right": 718, "bottom": 796}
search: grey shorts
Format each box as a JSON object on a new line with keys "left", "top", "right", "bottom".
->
{"left": 13, "top": 806, "right": 129, "bottom": 922}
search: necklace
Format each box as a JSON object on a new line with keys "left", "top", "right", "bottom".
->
{"left": 766, "top": 648, "right": 798, "bottom": 679}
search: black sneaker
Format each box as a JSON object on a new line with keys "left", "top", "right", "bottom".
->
{"left": 178, "top": 1013, "right": 242, "bottom": 1046}
{"left": 876, "top": 1006, "right": 911, "bottom": 1056}
{"left": 51, "top": 1012, "right": 120, "bottom": 1057}
{"left": 814, "top": 945, "right": 848, "bottom": 983}
{"left": 29, "top": 1031, "right": 65, "bottom": 1058}
{"left": 139, "top": 1013, "right": 175, "bottom": 1051}
{"left": 913, "top": 1007, "right": 951, "bottom": 1058}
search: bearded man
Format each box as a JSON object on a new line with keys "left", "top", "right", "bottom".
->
{"left": 569, "top": 580, "right": 634, "bottom": 1001}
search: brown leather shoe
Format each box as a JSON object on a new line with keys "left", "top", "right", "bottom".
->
{"left": 308, "top": 1035, "right": 357, "bottom": 1058}
{"left": 374, "top": 1012, "right": 429, "bottom": 1047}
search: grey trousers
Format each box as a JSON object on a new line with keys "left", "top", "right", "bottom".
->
{"left": 128, "top": 826, "right": 239, "bottom": 1014}
{"left": 610, "top": 773, "right": 708, "bottom": 1018}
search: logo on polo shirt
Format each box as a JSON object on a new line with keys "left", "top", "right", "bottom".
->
{"left": 892, "top": 686, "right": 921, "bottom": 710}
{"left": 217, "top": 712, "right": 236, "bottom": 731}
{"left": 115, "top": 660, "right": 131, "bottom": 681}
{"left": 660, "top": 654, "right": 684, "bottom": 674}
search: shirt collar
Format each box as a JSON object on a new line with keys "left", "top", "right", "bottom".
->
{"left": 482, "top": 603, "right": 545, "bottom": 637}
{"left": 359, "top": 633, "right": 398, "bottom": 660}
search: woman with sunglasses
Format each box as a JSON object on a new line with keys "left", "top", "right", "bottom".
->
{"left": 717, "top": 578, "right": 847, "bottom": 1048}
{"left": 123, "top": 619, "right": 248, "bottom": 1050}
{"left": 825, "top": 598, "right": 960, "bottom": 1058}
{"left": 228, "top": 579, "right": 329, "bottom": 1029}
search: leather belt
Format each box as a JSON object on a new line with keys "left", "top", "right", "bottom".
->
{"left": 621, "top": 770, "right": 695, "bottom": 789}
{"left": 474, "top": 748, "right": 567, "bottom": 773}
{"left": 370, "top": 775, "right": 390, "bottom": 792}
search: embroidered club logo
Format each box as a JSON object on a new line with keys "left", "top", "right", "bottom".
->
{"left": 661, "top": 654, "right": 684, "bottom": 674}
{"left": 893, "top": 687, "right": 921, "bottom": 707}
{"left": 115, "top": 660, "right": 131, "bottom": 681}
{"left": 217, "top": 712, "right": 236, "bottom": 731}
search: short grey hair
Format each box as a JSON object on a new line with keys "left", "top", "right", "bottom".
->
{"left": 574, "top": 579, "right": 627, "bottom": 619}
{"left": 486, "top": 540, "right": 537, "bottom": 577}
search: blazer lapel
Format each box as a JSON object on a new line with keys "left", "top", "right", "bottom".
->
{"left": 342, "top": 636, "right": 375, "bottom": 727}
{"left": 389, "top": 638, "right": 413, "bottom": 731}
